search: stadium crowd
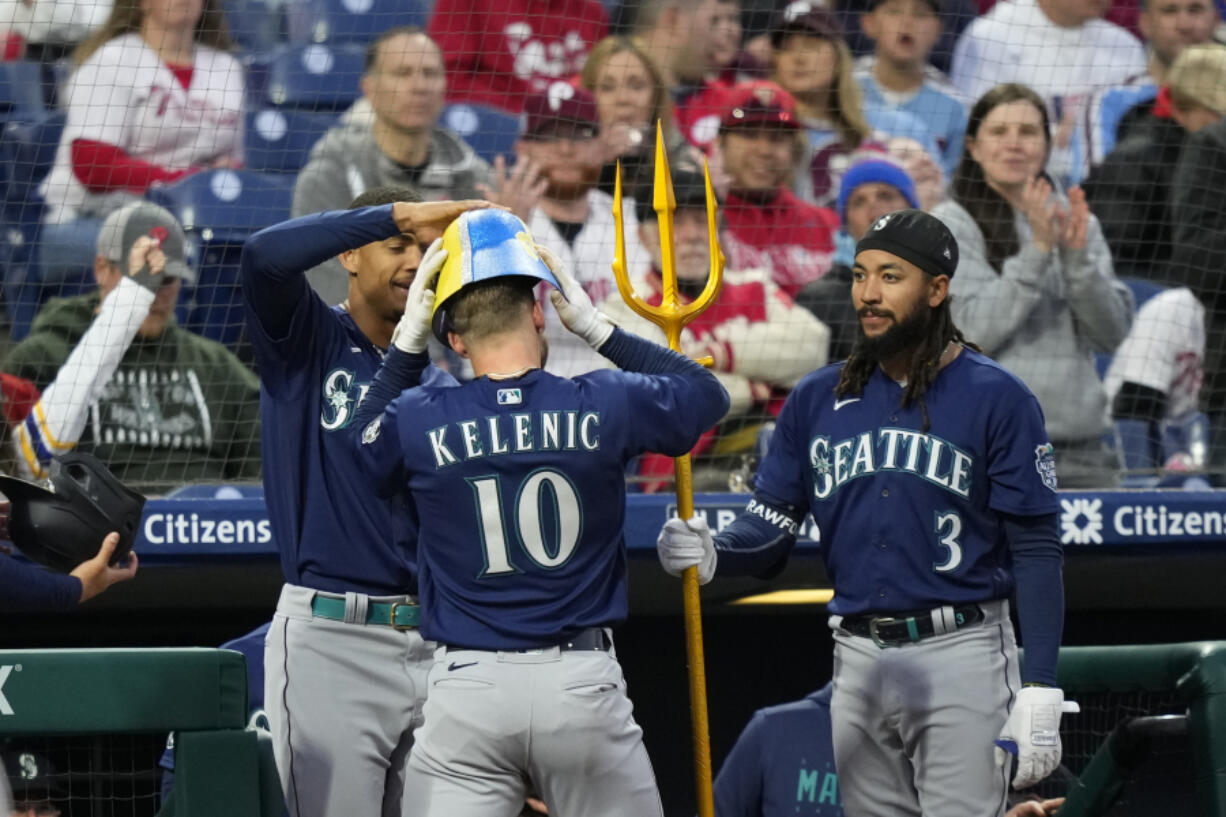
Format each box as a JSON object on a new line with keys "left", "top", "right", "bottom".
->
{"left": 0, "top": 0, "right": 1223, "bottom": 494}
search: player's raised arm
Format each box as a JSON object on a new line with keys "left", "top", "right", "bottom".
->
{"left": 540, "top": 244, "right": 730, "bottom": 445}
{"left": 241, "top": 200, "right": 501, "bottom": 342}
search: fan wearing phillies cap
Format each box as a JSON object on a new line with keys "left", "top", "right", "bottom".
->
{"left": 351, "top": 208, "right": 728, "bottom": 816}
{"left": 715, "top": 79, "right": 841, "bottom": 297}
{"left": 632, "top": 0, "right": 749, "bottom": 151}
{"left": 1, "top": 201, "right": 260, "bottom": 490}
{"left": 658, "top": 208, "right": 1069, "bottom": 815}
{"left": 512, "top": 81, "right": 649, "bottom": 378}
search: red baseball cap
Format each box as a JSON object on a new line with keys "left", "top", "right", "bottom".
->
{"left": 720, "top": 81, "right": 800, "bottom": 132}
{"left": 770, "top": 1, "right": 843, "bottom": 47}
{"left": 521, "top": 81, "right": 600, "bottom": 141}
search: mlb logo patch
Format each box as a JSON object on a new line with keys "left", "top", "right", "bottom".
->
{"left": 497, "top": 388, "right": 523, "bottom": 406}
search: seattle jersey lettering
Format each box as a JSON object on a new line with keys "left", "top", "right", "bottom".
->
{"left": 809, "top": 428, "right": 974, "bottom": 500}
{"left": 428, "top": 411, "right": 601, "bottom": 468}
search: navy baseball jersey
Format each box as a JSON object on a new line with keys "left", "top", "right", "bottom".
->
{"left": 754, "top": 349, "right": 1060, "bottom": 615}
{"left": 241, "top": 206, "right": 456, "bottom": 595}
{"left": 714, "top": 684, "right": 842, "bottom": 817}
{"left": 355, "top": 344, "right": 726, "bottom": 649}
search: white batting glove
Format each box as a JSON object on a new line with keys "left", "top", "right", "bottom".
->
{"left": 539, "top": 244, "right": 615, "bottom": 349}
{"left": 657, "top": 515, "right": 717, "bottom": 585}
{"left": 995, "top": 686, "right": 1065, "bottom": 789}
{"left": 392, "top": 238, "right": 447, "bottom": 355}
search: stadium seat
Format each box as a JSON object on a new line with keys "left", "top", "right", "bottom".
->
{"left": 0, "top": 110, "right": 69, "bottom": 339}
{"left": 0, "top": 110, "right": 65, "bottom": 226}
{"left": 261, "top": 43, "right": 366, "bottom": 112}
{"left": 243, "top": 108, "right": 337, "bottom": 173}
{"left": 441, "top": 103, "right": 521, "bottom": 164}
{"left": 147, "top": 170, "right": 295, "bottom": 347}
{"left": 0, "top": 61, "right": 48, "bottom": 125}
{"left": 286, "top": 0, "right": 428, "bottom": 45}
{"left": 225, "top": 0, "right": 286, "bottom": 53}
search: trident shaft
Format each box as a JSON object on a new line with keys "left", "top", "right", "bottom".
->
{"left": 612, "top": 121, "right": 724, "bottom": 817}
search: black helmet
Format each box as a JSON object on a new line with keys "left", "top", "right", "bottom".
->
{"left": 0, "top": 452, "right": 145, "bottom": 573}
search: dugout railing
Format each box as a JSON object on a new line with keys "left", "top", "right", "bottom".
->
{"left": 0, "top": 648, "right": 283, "bottom": 816}
{"left": 1026, "top": 641, "right": 1226, "bottom": 817}
{"left": 3, "top": 643, "right": 1225, "bottom": 815}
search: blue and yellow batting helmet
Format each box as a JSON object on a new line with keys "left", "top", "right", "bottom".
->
{"left": 431, "top": 209, "right": 561, "bottom": 343}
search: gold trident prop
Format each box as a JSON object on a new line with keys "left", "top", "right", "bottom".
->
{"left": 612, "top": 121, "right": 724, "bottom": 817}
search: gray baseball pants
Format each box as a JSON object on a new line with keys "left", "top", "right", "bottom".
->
{"left": 830, "top": 599, "right": 1019, "bottom": 817}
{"left": 401, "top": 640, "right": 664, "bottom": 817}
{"left": 265, "top": 583, "right": 435, "bottom": 817}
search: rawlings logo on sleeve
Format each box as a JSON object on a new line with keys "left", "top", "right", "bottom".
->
{"left": 747, "top": 498, "right": 800, "bottom": 535}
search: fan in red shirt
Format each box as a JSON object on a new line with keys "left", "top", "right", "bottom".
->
{"left": 428, "top": 0, "right": 609, "bottom": 113}
{"left": 714, "top": 80, "right": 840, "bottom": 297}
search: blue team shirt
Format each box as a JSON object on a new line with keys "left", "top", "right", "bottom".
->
{"left": 856, "top": 70, "right": 968, "bottom": 177}
{"left": 714, "top": 685, "right": 842, "bottom": 817}
{"left": 754, "top": 349, "right": 1059, "bottom": 615}
{"left": 356, "top": 364, "right": 724, "bottom": 649}
{"left": 241, "top": 207, "right": 456, "bottom": 595}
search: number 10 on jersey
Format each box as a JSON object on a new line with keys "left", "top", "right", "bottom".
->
{"left": 471, "top": 470, "right": 583, "bottom": 576}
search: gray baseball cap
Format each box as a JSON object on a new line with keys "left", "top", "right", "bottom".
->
{"left": 97, "top": 201, "right": 196, "bottom": 285}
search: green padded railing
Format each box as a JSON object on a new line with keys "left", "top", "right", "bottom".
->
{"left": 0, "top": 648, "right": 247, "bottom": 736}
{"left": 0, "top": 647, "right": 280, "bottom": 816}
{"left": 1048, "top": 642, "right": 1226, "bottom": 817}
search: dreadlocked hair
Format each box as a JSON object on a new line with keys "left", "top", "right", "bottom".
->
{"left": 834, "top": 298, "right": 981, "bottom": 431}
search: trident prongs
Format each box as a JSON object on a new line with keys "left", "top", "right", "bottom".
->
{"left": 610, "top": 120, "right": 724, "bottom": 351}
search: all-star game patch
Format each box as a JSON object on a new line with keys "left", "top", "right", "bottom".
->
{"left": 1035, "top": 442, "right": 1058, "bottom": 492}
{"left": 362, "top": 416, "right": 382, "bottom": 444}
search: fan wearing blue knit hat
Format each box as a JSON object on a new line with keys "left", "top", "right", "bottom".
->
{"left": 797, "top": 153, "right": 920, "bottom": 360}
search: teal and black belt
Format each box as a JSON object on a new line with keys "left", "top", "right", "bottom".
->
{"left": 310, "top": 596, "right": 419, "bottom": 630}
{"left": 840, "top": 604, "right": 984, "bottom": 647}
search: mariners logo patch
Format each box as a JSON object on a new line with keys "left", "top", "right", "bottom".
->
{"left": 1034, "top": 442, "right": 1058, "bottom": 492}
{"left": 362, "top": 416, "right": 382, "bottom": 444}
{"left": 497, "top": 388, "right": 523, "bottom": 406}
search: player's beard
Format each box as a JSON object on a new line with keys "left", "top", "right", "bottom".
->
{"left": 543, "top": 164, "right": 602, "bottom": 201}
{"left": 854, "top": 300, "right": 933, "bottom": 365}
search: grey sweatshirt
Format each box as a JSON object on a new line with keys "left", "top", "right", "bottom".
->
{"left": 933, "top": 197, "right": 1134, "bottom": 441}
{"left": 291, "top": 122, "right": 494, "bottom": 304}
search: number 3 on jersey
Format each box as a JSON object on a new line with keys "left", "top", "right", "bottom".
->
{"left": 470, "top": 469, "right": 583, "bottom": 576}
{"left": 933, "top": 511, "right": 963, "bottom": 573}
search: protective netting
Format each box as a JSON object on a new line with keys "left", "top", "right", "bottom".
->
{"left": 1016, "top": 689, "right": 1197, "bottom": 816}
{"left": 0, "top": 0, "right": 1222, "bottom": 493}
{"left": 1, "top": 734, "right": 164, "bottom": 817}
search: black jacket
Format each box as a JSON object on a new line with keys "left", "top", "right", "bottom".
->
{"left": 1084, "top": 113, "right": 1187, "bottom": 281}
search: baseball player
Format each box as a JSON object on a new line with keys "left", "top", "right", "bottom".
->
{"left": 239, "top": 187, "right": 493, "bottom": 817}
{"left": 657, "top": 209, "right": 1067, "bottom": 816}
{"left": 350, "top": 208, "right": 730, "bottom": 817}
